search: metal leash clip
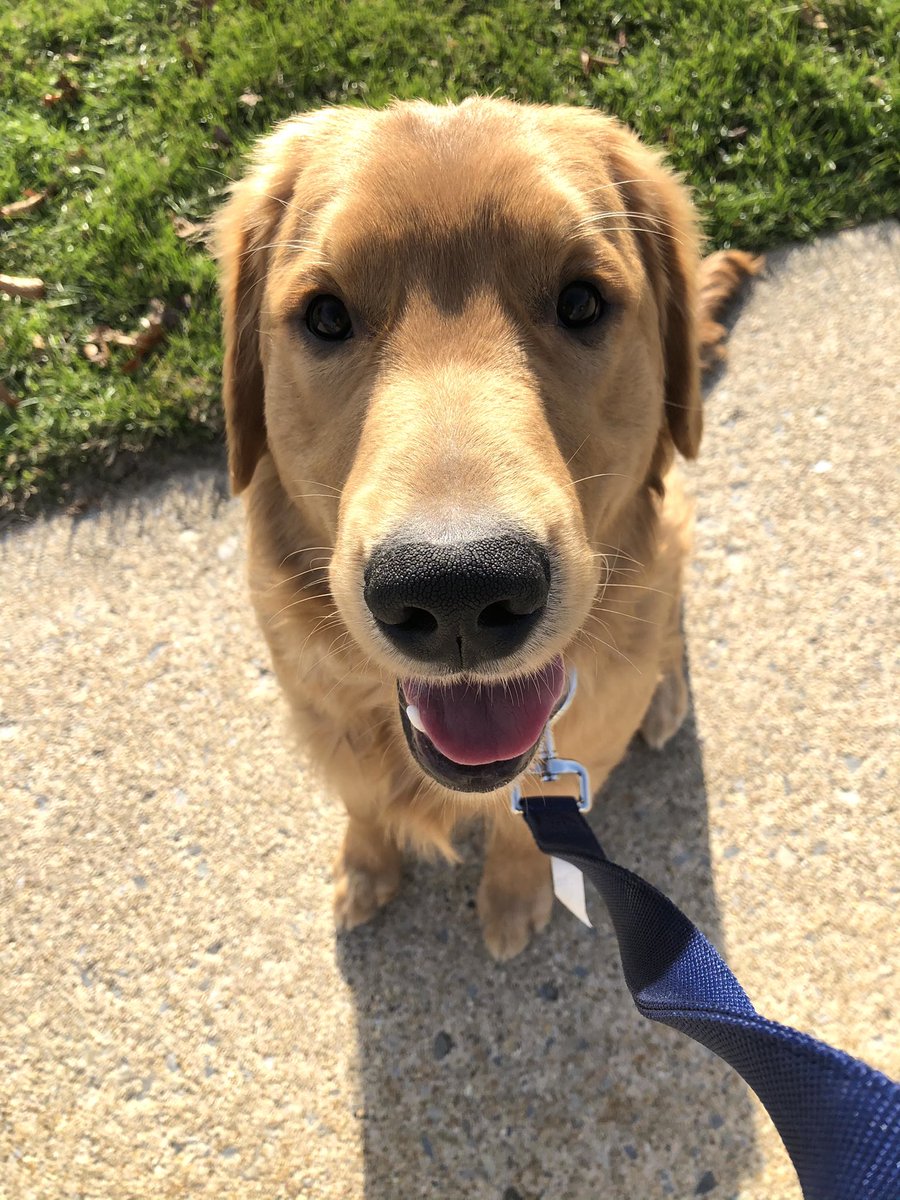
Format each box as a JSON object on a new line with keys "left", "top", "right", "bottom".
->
{"left": 510, "top": 670, "right": 592, "bottom": 814}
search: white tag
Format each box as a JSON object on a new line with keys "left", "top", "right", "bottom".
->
{"left": 551, "top": 856, "right": 592, "bottom": 927}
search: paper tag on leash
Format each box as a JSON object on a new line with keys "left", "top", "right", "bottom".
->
{"left": 551, "top": 856, "right": 592, "bottom": 927}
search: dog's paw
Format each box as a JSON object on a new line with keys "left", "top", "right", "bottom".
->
{"left": 640, "top": 666, "right": 689, "bottom": 750}
{"left": 477, "top": 875, "right": 553, "bottom": 961}
{"left": 333, "top": 861, "right": 401, "bottom": 931}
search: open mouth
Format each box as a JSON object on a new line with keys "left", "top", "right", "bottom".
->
{"left": 397, "top": 655, "right": 566, "bottom": 793}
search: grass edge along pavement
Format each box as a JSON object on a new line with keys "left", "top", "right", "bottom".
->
{"left": 1, "top": 0, "right": 897, "bottom": 517}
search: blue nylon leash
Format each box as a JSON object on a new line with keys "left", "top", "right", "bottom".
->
{"left": 520, "top": 795, "right": 900, "bottom": 1200}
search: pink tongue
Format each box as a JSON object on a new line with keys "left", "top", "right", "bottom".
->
{"left": 404, "top": 656, "right": 565, "bottom": 766}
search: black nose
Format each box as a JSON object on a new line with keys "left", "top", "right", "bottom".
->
{"left": 364, "top": 533, "right": 551, "bottom": 669}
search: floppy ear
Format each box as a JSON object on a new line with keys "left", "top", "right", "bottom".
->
{"left": 213, "top": 115, "right": 325, "bottom": 493}
{"left": 603, "top": 127, "right": 703, "bottom": 460}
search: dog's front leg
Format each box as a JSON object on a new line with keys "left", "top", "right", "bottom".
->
{"left": 313, "top": 727, "right": 404, "bottom": 932}
{"left": 334, "top": 810, "right": 403, "bottom": 931}
{"left": 477, "top": 804, "right": 553, "bottom": 961}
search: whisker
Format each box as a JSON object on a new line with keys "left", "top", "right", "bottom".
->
{"left": 578, "top": 626, "right": 641, "bottom": 674}
{"left": 291, "top": 477, "right": 342, "bottom": 495}
{"left": 591, "top": 604, "right": 660, "bottom": 628}
{"left": 267, "top": 591, "right": 335, "bottom": 624}
{"left": 278, "top": 545, "right": 335, "bottom": 565}
{"left": 569, "top": 471, "right": 638, "bottom": 487}
{"left": 598, "top": 582, "right": 673, "bottom": 598}
{"left": 564, "top": 435, "right": 590, "bottom": 468}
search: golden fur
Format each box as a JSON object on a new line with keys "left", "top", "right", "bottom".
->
{"left": 215, "top": 98, "right": 758, "bottom": 959}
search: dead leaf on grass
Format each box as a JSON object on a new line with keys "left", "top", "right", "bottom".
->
{"left": 799, "top": 2, "right": 828, "bottom": 30}
{"left": 0, "top": 381, "right": 18, "bottom": 410}
{"left": 0, "top": 274, "right": 46, "bottom": 300}
{"left": 41, "top": 73, "right": 81, "bottom": 108}
{"left": 179, "top": 38, "right": 206, "bottom": 77}
{"left": 169, "top": 214, "right": 210, "bottom": 244}
{"left": 239, "top": 91, "right": 261, "bottom": 108}
{"left": 1, "top": 190, "right": 48, "bottom": 219}
{"left": 579, "top": 47, "right": 619, "bottom": 75}
{"left": 84, "top": 299, "right": 183, "bottom": 373}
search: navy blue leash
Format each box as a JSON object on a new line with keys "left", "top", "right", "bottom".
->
{"left": 520, "top": 795, "right": 900, "bottom": 1200}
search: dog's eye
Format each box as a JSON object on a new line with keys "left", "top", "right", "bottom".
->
{"left": 557, "top": 282, "right": 605, "bottom": 330}
{"left": 306, "top": 294, "right": 353, "bottom": 342}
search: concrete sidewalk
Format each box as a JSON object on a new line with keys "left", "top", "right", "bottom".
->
{"left": 2, "top": 222, "right": 898, "bottom": 1200}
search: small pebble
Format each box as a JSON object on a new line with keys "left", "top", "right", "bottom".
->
{"left": 433, "top": 1031, "right": 453, "bottom": 1060}
{"left": 538, "top": 981, "right": 559, "bottom": 1002}
{"left": 836, "top": 788, "right": 860, "bottom": 807}
{"left": 695, "top": 1170, "right": 717, "bottom": 1195}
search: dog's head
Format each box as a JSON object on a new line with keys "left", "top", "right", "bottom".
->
{"left": 216, "top": 99, "right": 700, "bottom": 793}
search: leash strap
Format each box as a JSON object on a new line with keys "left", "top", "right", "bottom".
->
{"left": 520, "top": 795, "right": 900, "bottom": 1200}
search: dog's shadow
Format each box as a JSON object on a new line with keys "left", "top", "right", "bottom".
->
{"left": 336, "top": 673, "right": 763, "bottom": 1200}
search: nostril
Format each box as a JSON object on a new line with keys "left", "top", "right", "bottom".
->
{"left": 477, "top": 599, "right": 544, "bottom": 629}
{"left": 382, "top": 607, "right": 439, "bottom": 635}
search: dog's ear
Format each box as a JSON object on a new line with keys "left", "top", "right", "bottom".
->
{"left": 213, "top": 114, "right": 332, "bottom": 493}
{"left": 603, "top": 126, "right": 703, "bottom": 460}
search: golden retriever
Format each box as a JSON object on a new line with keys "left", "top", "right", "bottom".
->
{"left": 215, "top": 98, "right": 757, "bottom": 960}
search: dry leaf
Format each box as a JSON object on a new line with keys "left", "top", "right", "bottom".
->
{"left": 616, "top": 29, "right": 628, "bottom": 49}
{"left": 41, "top": 72, "right": 81, "bottom": 108}
{"left": 0, "top": 381, "right": 18, "bottom": 410}
{"left": 170, "top": 214, "right": 210, "bottom": 243}
{"left": 84, "top": 299, "right": 182, "bottom": 373}
{"left": 238, "top": 91, "right": 261, "bottom": 108}
{"left": 725, "top": 125, "right": 749, "bottom": 139}
{"left": 579, "top": 47, "right": 618, "bottom": 75}
{"left": 1, "top": 191, "right": 47, "bottom": 219}
{"left": 179, "top": 38, "right": 206, "bottom": 77}
{"left": 799, "top": 2, "right": 828, "bottom": 30}
{"left": 0, "top": 274, "right": 46, "bottom": 300}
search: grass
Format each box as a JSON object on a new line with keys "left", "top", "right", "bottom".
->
{"left": 1, "top": 0, "right": 897, "bottom": 516}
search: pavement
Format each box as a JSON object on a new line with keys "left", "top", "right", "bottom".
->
{"left": 1, "top": 220, "right": 898, "bottom": 1200}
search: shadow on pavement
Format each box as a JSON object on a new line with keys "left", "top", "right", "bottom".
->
{"left": 336, "top": 670, "right": 762, "bottom": 1200}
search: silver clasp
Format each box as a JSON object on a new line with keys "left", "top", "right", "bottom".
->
{"left": 510, "top": 670, "right": 592, "bottom": 814}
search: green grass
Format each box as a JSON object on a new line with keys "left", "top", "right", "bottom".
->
{"left": 1, "top": 0, "right": 897, "bottom": 515}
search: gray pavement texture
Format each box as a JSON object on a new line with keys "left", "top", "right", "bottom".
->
{"left": 2, "top": 221, "right": 899, "bottom": 1200}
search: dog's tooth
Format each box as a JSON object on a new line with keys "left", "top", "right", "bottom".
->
{"left": 406, "top": 704, "right": 426, "bottom": 733}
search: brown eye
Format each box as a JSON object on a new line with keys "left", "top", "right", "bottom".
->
{"left": 306, "top": 294, "right": 353, "bottom": 341}
{"left": 557, "top": 281, "right": 605, "bottom": 330}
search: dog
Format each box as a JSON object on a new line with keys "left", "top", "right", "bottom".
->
{"left": 215, "top": 98, "right": 757, "bottom": 960}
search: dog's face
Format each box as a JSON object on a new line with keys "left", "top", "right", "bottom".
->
{"left": 217, "top": 99, "right": 700, "bottom": 795}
